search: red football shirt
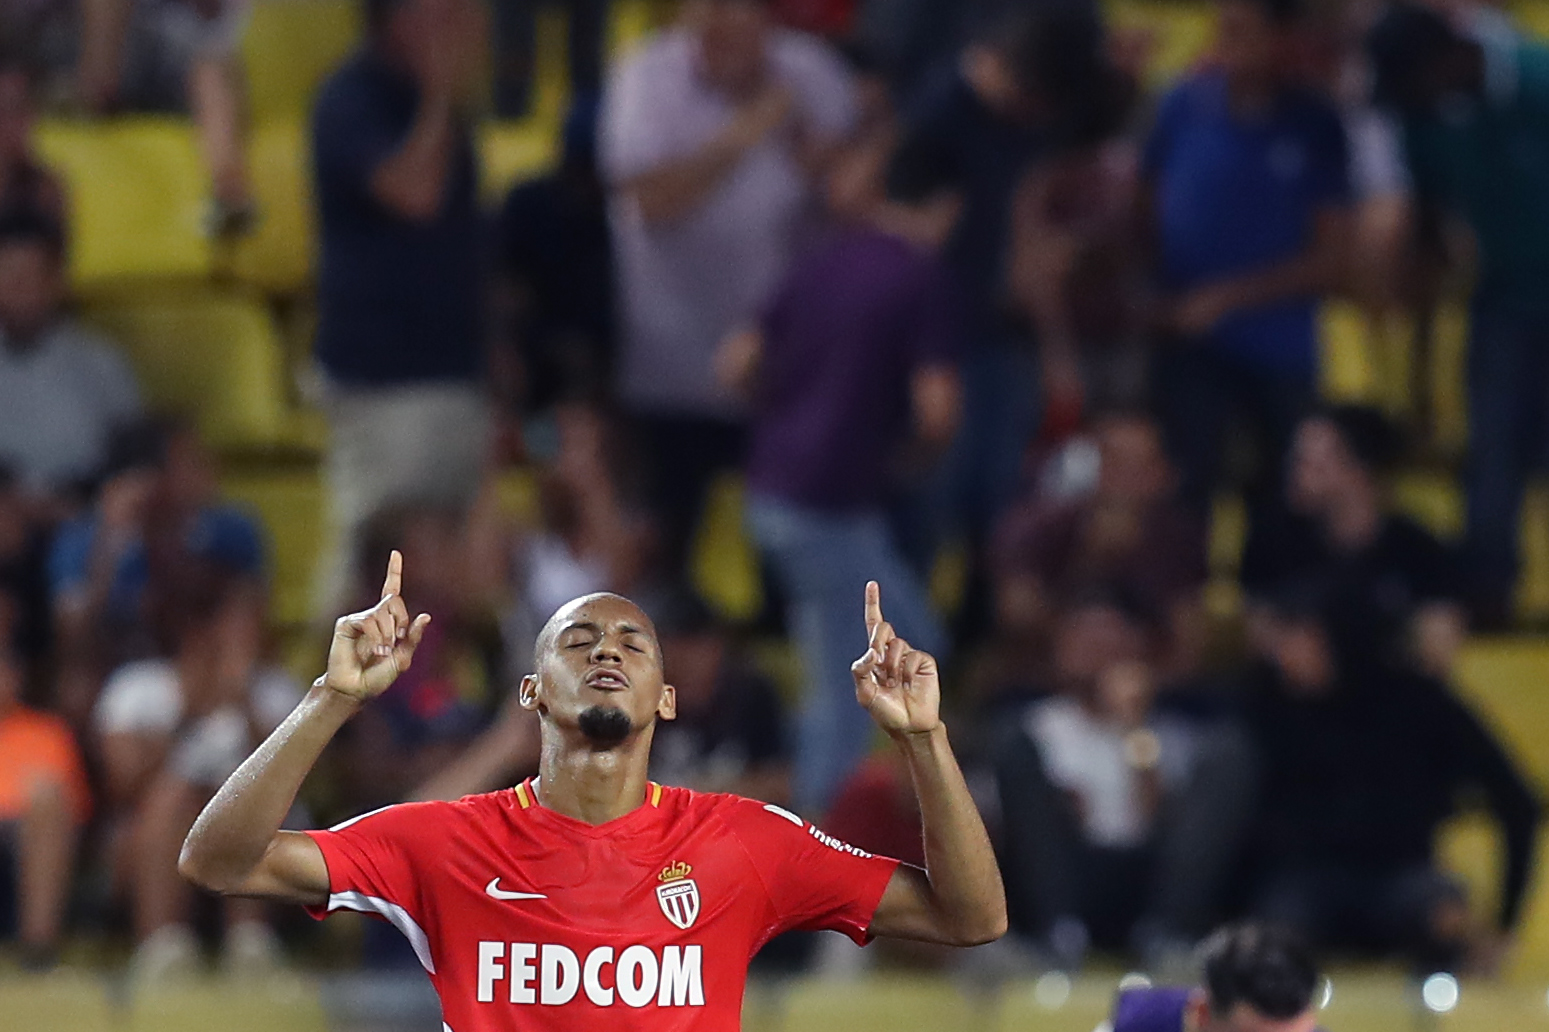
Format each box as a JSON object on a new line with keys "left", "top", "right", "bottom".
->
{"left": 304, "top": 779, "right": 901, "bottom": 1031}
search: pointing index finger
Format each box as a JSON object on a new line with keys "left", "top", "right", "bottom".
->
{"left": 381, "top": 549, "right": 403, "bottom": 601}
{"left": 864, "top": 581, "right": 883, "bottom": 639}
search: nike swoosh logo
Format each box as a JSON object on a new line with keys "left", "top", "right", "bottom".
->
{"left": 485, "top": 878, "right": 547, "bottom": 901}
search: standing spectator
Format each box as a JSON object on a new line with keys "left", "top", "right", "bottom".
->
{"left": 1367, "top": 3, "right": 1549, "bottom": 623}
{"left": 310, "top": 0, "right": 490, "bottom": 618}
{"left": 991, "top": 410, "right": 1208, "bottom": 679}
{"left": 94, "top": 577, "right": 297, "bottom": 981}
{"left": 0, "top": 646, "right": 88, "bottom": 970}
{"left": 886, "top": 7, "right": 1114, "bottom": 583}
{"left": 76, "top": 0, "right": 254, "bottom": 231}
{"left": 1244, "top": 586, "right": 1539, "bottom": 973}
{"left": 725, "top": 131, "right": 957, "bottom": 814}
{"left": 493, "top": 100, "right": 615, "bottom": 425}
{"left": 600, "top": 0, "right": 857, "bottom": 579}
{"left": 1145, "top": 0, "right": 1351, "bottom": 515}
{"left": 995, "top": 593, "right": 1255, "bottom": 970}
{"left": 1243, "top": 405, "right": 1467, "bottom": 677}
{"left": 0, "top": 211, "right": 142, "bottom": 504}
{"left": 0, "top": 54, "right": 65, "bottom": 222}
{"left": 49, "top": 418, "right": 264, "bottom": 722}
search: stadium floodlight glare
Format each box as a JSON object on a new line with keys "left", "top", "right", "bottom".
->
{"left": 1420, "top": 973, "right": 1460, "bottom": 1014}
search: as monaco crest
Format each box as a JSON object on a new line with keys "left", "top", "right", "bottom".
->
{"left": 656, "top": 861, "right": 700, "bottom": 930}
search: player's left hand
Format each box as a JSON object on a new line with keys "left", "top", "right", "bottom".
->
{"left": 851, "top": 581, "right": 941, "bottom": 737}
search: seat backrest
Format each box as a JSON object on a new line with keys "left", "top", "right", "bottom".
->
{"left": 243, "top": 0, "right": 364, "bottom": 123}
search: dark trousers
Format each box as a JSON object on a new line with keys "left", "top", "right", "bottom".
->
{"left": 994, "top": 721, "right": 1256, "bottom": 948}
{"left": 1252, "top": 862, "right": 1467, "bottom": 972}
{"left": 631, "top": 412, "right": 748, "bottom": 584}
{"left": 491, "top": 0, "right": 610, "bottom": 117}
{"left": 1155, "top": 344, "right": 1314, "bottom": 518}
{"left": 1463, "top": 303, "right": 1549, "bottom": 620}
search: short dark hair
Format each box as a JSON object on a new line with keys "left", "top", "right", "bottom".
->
{"left": 1367, "top": 1, "right": 1465, "bottom": 111}
{"left": 1201, "top": 923, "right": 1321, "bottom": 1020}
{"left": 1310, "top": 404, "right": 1404, "bottom": 478}
{"left": 363, "top": 0, "right": 413, "bottom": 34}
{"left": 0, "top": 207, "right": 65, "bottom": 263}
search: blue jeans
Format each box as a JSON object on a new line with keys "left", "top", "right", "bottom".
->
{"left": 1464, "top": 304, "right": 1549, "bottom": 614}
{"left": 893, "top": 342, "right": 1041, "bottom": 574}
{"left": 747, "top": 494, "right": 947, "bottom": 816}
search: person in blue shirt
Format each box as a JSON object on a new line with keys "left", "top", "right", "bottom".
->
{"left": 1112, "top": 923, "right": 1323, "bottom": 1032}
{"left": 1143, "top": 0, "right": 1351, "bottom": 517}
{"left": 1367, "top": 3, "right": 1549, "bottom": 624}
{"left": 48, "top": 417, "right": 265, "bottom": 722}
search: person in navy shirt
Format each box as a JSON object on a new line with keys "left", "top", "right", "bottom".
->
{"left": 1143, "top": 0, "right": 1351, "bottom": 517}
{"left": 1112, "top": 923, "right": 1323, "bottom": 1032}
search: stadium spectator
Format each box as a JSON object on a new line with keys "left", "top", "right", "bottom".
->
{"left": 1111, "top": 922, "right": 1322, "bottom": 1032}
{"left": 1007, "top": 119, "right": 1146, "bottom": 426}
{"left": 990, "top": 411, "right": 1208, "bottom": 679}
{"left": 0, "top": 211, "right": 142, "bottom": 504}
{"left": 600, "top": 0, "right": 857, "bottom": 579}
{"left": 727, "top": 130, "right": 957, "bottom": 814}
{"left": 644, "top": 589, "right": 790, "bottom": 803}
{"left": 994, "top": 592, "right": 1255, "bottom": 970}
{"left": 886, "top": 7, "right": 1122, "bottom": 605}
{"left": 492, "top": 100, "right": 614, "bottom": 429}
{"left": 1244, "top": 584, "right": 1539, "bottom": 973}
{"left": 93, "top": 576, "right": 297, "bottom": 981}
{"left": 75, "top": 0, "right": 254, "bottom": 232}
{"left": 49, "top": 418, "right": 264, "bottom": 722}
{"left": 1367, "top": 2, "right": 1549, "bottom": 624}
{"left": 309, "top": 0, "right": 490, "bottom": 618}
{"left": 0, "top": 646, "right": 88, "bottom": 970}
{"left": 0, "top": 54, "right": 65, "bottom": 222}
{"left": 1243, "top": 405, "right": 1467, "bottom": 677}
{"left": 1145, "top": 0, "right": 1351, "bottom": 515}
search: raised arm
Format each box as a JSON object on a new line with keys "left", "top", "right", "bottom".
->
{"left": 178, "top": 551, "right": 430, "bottom": 904}
{"left": 856, "top": 583, "right": 1007, "bottom": 947}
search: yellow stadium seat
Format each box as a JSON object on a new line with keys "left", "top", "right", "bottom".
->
{"left": 227, "top": 120, "right": 316, "bottom": 293}
{"left": 691, "top": 473, "right": 763, "bottom": 624}
{"left": 481, "top": 119, "right": 561, "bottom": 202}
{"left": 242, "top": 0, "right": 363, "bottom": 123}
{"left": 83, "top": 294, "right": 291, "bottom": 451}
{"left": 1319, "top": 301, "right": 1379, "bottom": 404}
{"left": 1515, "top": 0, "right": 1549, "bottom": 40}
{"left": 1104, "top": 0, "right": 1215, "bottom": 88}
{"left": 220, "top": 467, "right": 325, "bottom": 628}
{"left": 1449, "top": 640, "right": 1549, "bottom": 976}
{"left": 36, "top": 118, "right": 211, "bottom": 290}
{"left": 1391, "top": 471, "right": 1464, "bottom": 540}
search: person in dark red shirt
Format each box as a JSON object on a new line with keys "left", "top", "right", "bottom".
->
{"left": 177, "top": 552, "right": 1005, "bottom": 1030}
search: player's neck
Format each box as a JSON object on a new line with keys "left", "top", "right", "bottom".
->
{"left": 534, "top": 738, "right": 654, "bottom": 825}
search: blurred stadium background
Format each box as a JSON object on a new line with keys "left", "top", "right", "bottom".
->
{"left": 8, "top": 0, "right": 1549, "bottom": 1029}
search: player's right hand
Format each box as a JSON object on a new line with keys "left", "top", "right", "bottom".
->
{"left": 324, "top": 550, "right": 431, "bottom": 703}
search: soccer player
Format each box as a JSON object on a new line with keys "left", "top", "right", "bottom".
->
{"left": 178, "top": 551, "right": 1006, "bottom": 1029}
{"left": 1111, "top": 923, "right": 1323, "bottom": 1032}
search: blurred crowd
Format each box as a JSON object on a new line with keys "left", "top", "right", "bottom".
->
{"left": 0, "top": 0, "right": 1546, "bottom": 994}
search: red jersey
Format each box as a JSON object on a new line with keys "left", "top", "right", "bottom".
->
{"left": 304, "top": 779, "right": 901, "bottom": 1031}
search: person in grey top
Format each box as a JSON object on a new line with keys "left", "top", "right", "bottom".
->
{"left": 0, "top": 211, "right": 142, "bottom": 503}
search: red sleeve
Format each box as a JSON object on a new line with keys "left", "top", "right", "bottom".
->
{"left": 730, "top": 799, "right": 901, "bottom": 947}
{"left": 301, "top": 801, "right": 450, "bottom": 970}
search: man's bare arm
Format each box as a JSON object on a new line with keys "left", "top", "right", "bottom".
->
{"left": 179, "top": 552, "right": 430, "bottom": 903}
{"left": 870, "top": 725, "right": 1007, "bottom": 946}
{"left": 851, "top": 583, "right": 1006, "bottom": 946}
